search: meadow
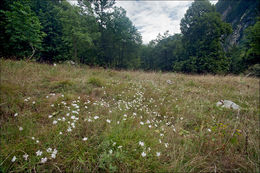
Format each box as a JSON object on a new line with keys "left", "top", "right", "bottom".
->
{"left": 0, "top": 59, "right": 259, "bottom": 172}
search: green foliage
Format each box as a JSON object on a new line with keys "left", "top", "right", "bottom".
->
{"left": 88, "top": 77, "right": 103, "bottom": 87}
{"left": 3, "top": 0, "right": 46, "bottom": 59}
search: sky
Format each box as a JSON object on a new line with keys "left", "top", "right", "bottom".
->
{"left": 115, "top": 1, "right": 218, "bottom": 44}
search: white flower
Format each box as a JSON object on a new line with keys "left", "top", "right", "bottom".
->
{"left": 164, "top": 143, "right": 169, "bottom": 148}
{"left": 160, "top": 133, "right": 164, "bottom": 137}
{"left": 180, "top": 117, "right": 183, "bottom": 120}
{"left": 59, "top": 132, "right": 63, "bottom": 135}
{"left": 23, "top": 154, "right": 29, "bottom": 160}
{"left": 85, "top": 106, "right": 88, "bottom": 109}
{"left": 24, "top": 98, "right": 28, "bottom": 102}
{"left": 118, "top": 146, "right": 122, "bottom": 149}
{"left": 31, "top": 137, "right": 35, "bottom": 140}
{"left": 148, "top": 125, "right": 152, "bottom": 128}
{"left": 67, "top": 127, "right": 72, "bottom": 132}
{"left": 123, "top": 114, "right": 127, "bottom": 117}
{"left": 140, "top": 122, "right": 144, "bottom": 125}
{"left": 14, "top": 113, "right": 18, "bottom": 117}
{"left": 208, "top": 128, "right": 211, "bottom": 132}
{"left": 11, "top": 156, "right": 16, "bottom": 162}
{"left": 93, "top": 116, "right": 99, "bottom": 120}
{"left": 61, "top": 94, "right": 64, "bottom": 97}
{"left": 109, "top": 149, "right": 113, "bottom": 154}
{"left": 117, "top": 121, "right": 120, "bottom": 124}
{"left": 53, "top": 63, "right": 57, "bottom": 67}
{"left": 51, "top": 153, "right": 56, "bottom": 159}
{"left": 71, "top": 116, "right": 75, "bottom": 120}
{"left": 82, "top": 137, "right": 88, "bottom": 141}
{"left": 41, "top": 157, "right": 47, "bottom": 163}
{"left": 62, "top": 117, "right": 66, "bottom": 121}
{"left": 141, "top": 152, "right": 146, "bottom": 157}
{"left": 106, "top": 119, "right": 111, "bottom": 123}
{"left": 156, "top": 152, "right": 161, "bottom": 157}
{"left": 53, "top": 120, "right": 57, "bottom": 125}
{"left": 146, "top": 120, "right": 150, "bottom": 124}
{"left": 46, "top": 96, "right": 49, "bottom": 98}
{"left": 66, "top": 113, "right": 70, "bottom": 116}
{"left": 139, "top": 141, "right": 144, "bottom": 147}
{"left": 36, "top": 140, "right": 39, "bottom": 143}
{"left": 51, "top": 104, "right": 54, "bottom": 107}
{"left": 32, "top": 101, "right": 36, "bottom": 104}
{"left": 46, "top": 148, "right": 52, "bottom": 153}
{"left": 19, "top": 126, "right": 23, "bottom": 131}
{"left": 48, "top": 115, "right": 53, "bottom": 118}
{"left": 36, "top": 150, "right": 42, "bottom": 156}
{"left": 53, "top": 149, "right": 58, "bottom": 155}
{"left": 148, "top": 147, "right": 151, "bottom": 152}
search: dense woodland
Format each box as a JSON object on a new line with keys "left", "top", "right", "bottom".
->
{"left": 0, "top": 0, "right": 259, "bottom": 74}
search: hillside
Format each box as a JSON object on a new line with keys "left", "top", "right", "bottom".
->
{"left": 216, "top": 0, "right": 259, "bottom": 47}
{"left": 0, "top": 60, "right": 259, "bottom": 172}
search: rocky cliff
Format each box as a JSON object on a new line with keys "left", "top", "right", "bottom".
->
{"left": 216, "top": 0, "right": 259, "bottom": 47}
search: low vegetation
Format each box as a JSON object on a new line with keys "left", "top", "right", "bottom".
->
{"left": 0, "top": 59, "right": 259, "bottom": 172}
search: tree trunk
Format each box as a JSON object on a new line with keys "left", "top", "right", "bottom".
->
{"left": 27, "top": 43, "right": 36, "bottom": 61}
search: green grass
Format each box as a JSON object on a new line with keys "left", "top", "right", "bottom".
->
{"left": 0, "top": 59, "right": 259, "bottom": 172}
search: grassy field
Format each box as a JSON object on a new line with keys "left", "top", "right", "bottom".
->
{"left": 0, "top": 59, "right": 259, "bottom": 172}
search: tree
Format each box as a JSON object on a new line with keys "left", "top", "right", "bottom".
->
{"left": 180, "top": 0, "right": 232, "bottom": 74}
{"left": 2, "top": 0, "right": 46, "bottom": 60}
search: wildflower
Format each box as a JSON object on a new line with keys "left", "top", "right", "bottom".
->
{"left": 140, "top": 122, "right": 144, "bottom": 125}
{"left": 117, "top": 121, "right": 120, "bottom": 124}
{"left": 41, "top": 157, "right": 47, "bottom": 163}
{"left": 51, "top": 153, "right": 56, "bottom": 159}
{"left": 164, "top": 143, "right": 169, "bottom": 148}
{"left": 159, "top": 139, "right": 162, "bottom": 143}
{"left": 19, "top": 126, "right": 23, "bottom": 131}
{"left": 85, "top": 106, "right": 88, "bottom": 109}
{"left": 156, "top": 152, "right": 161, "bottom": 157}
{"left": 61, "top": 94, "right": 64, "bottom": 97}
{"left": 14, "top": 113, "right": 18, "bottom": 117}
{"left": 24, "top": 98, "right": 28, "bottom": 102}
{"left": 94, "top": 116, "right": 99, "bottom": 120}
{"left": 53, "top": 149, "right": 58, "bottom": 155}
{"left": 53, "top": 63, "right": 56, "bottom": 67}
{"left": 139, "top": 141, "right": 145, "bottom": 147}
{"left": 46, "top": 96, "right": 49, "bottom": 99}
{"left": 71, "top": 116, "right": 76, "bottom": 120}
{"left": 141, "top": 152, "right": 146, "bottom": 157}
{"left": 208, "top": 128, "right": 211, "bottom": 132}
{"left": 31, "top": 137, "right": 35, "bottom": 140}
{"left": 123, "top": 114, "right": 127, "bottom": 117}
{"left": 47, "top": 148, "right": 52, "bottom": 153}
{"left": 36, "top": 150, "right": 42, "bottom": 156}
{"left": 106, "top": 119, "right": 111, "bottom": 123}
{"left": 109, "top": 150, "right": 113, "bottom": 154}
{"left": 23, "top": 154, "right": 29, "bottom": 161}
{"left": 180, "top": 117, "right": 183, "bottom": 120}
{"left": 66, "top": 113, "right": 70, "bottom": 116}
{"left": 62, "top": 117, "right": 66, "bottom": 121}
{"left": 146, "top": 120, "right": 150, "bottom": 124}
{"left": 118, "top": 146, "right": 122, "bottom": 149}
{"left": 59, "top": 132, "right": 63, "bottom": 135}
{"left": 32, "top": 101, "right": 36, "bottom": 104}
{"left": 51, "top": 104, "right": 54, "bottom": 107}
{"left": 148, "top": 125, "right": 152, "bottom": 128}
{"left": 148, "top": 147, "right": 151, "bottom": 152}
{"left": 82, "top": 137, "right": 88, "bottom": 141}
{"left": 36, "top": 140, "right": 39, "bottom": 143}
{"left": 67, "top": 127, "right": 72, "bottom": 132}
{"left": 48, "top": 115, "right": 53, "bottom": 118}
{"left": 53, "top": 120, "right": 57, "bottom": 125}
{"left": 11, "top": 156, "right": 16, "bottom": 162}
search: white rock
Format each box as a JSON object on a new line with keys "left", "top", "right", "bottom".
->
{"left": 216, "top": 100, "right": 240, "bottom": 110}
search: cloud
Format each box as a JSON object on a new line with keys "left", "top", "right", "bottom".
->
{"left": 115, "top": 0, "right": 218, "bottom": 44}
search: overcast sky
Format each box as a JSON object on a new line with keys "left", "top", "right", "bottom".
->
{"left": 115, "top": 1, "right": 218, "bottom": 44}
